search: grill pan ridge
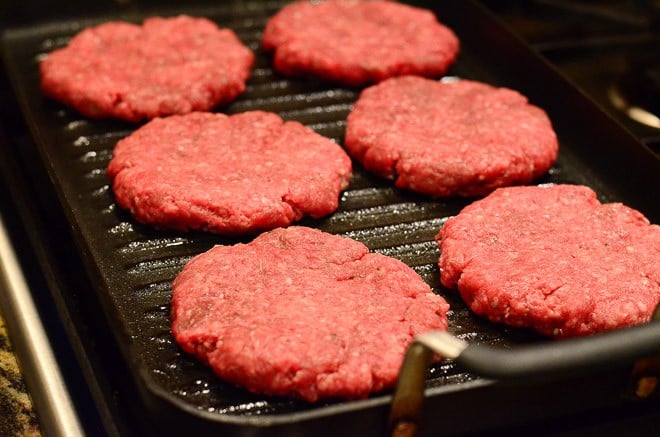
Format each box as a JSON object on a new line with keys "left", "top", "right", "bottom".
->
{"left": 2, "top": 0, "right": 660, "bottom": 434}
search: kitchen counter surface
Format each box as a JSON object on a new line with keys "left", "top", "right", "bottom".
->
{"left": 0, "top": 315, "right": 41, "bottom": 437}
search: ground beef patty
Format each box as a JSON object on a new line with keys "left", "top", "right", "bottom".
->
{"left": 262, "top": 0, "right": 459, "bottom": 87}
{"left": 40, "top": 16, "right": 253, "bottom": 122}
{"left": 171, "top": 226, "right": 449, "bottom": 401}
{"left": 437, "top": 184, "right": 660, "bottom": 338}
{"left": 106, "top": 111, "right": 352, "bottom": 234}
{"left": 345, "top": 76, "right": 559, "bottom": 197}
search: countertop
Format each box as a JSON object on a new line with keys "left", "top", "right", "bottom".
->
{"left": 0, "top": 315, "right": 41, "bottom": 437}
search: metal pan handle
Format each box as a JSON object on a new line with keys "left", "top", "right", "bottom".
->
{"left": 456, "top": 320, "right": 660, "bottom": 380}
{"left": 389, "top": 310, "right": 660, "bottom": 437}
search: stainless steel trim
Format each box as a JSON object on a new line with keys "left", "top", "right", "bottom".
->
{"left": 0, "top": 214, "right": 85, "bottom": 437}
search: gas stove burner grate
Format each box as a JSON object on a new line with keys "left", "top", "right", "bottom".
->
{"left": 608, "top": 56, "right": 660, "bottom": 129}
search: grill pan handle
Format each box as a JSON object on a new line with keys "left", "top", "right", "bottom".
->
{"left": 389, "top": 312, "right": 660, "bottom": 437}
{"left": 456, "top": 321, "right": 660, "bottom": 380}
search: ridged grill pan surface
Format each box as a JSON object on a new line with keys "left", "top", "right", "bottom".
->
{"left": 2, "top": 0, "right": 659, "bottom": 434}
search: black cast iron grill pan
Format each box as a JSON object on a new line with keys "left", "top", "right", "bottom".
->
{"left": 2, "top": 0, "right": 659, "bottom": 435}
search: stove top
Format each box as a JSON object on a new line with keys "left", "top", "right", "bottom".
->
{"left": 483, "top": 0, "right": 660, "bottom": 154}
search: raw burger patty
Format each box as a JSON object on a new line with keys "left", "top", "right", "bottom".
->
{"left": 171, "top": 226, "right": 450, "bottom": 401}
{"left": 106, "top": 111, "right": 352, "bottom": 234}
{"left": 262, "top": 0, "right": 459, "bottom": 86}
{"left": 437, "top": 184, "right": 660, "bottom": 338}
{"left": 40, "top": 16, "right": 254, "bottom": 122}
{"left": 345, "top": 76, "right": 559, "bottom": 197}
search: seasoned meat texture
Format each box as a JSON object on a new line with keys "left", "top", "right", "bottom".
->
{"left": 345, "top": 76, "right": 559, "bottom": 197}
{"left": 171, "top": 226, "right": 450, "bottom": 401}
{"left": 106, "top": 111, "right": 352, "bottom": 235}
{"left": 262, "top": 0, "right": 459, "bottom": 86}
{"left": 40, "top": 16, "right": 254, "bottom": 122}
{"left": 437, "top": 184, "right": 660, "bottom": 338}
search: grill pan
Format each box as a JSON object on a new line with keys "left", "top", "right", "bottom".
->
{"left": 2, "top": 0, "right": 660, "bottom": 435}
